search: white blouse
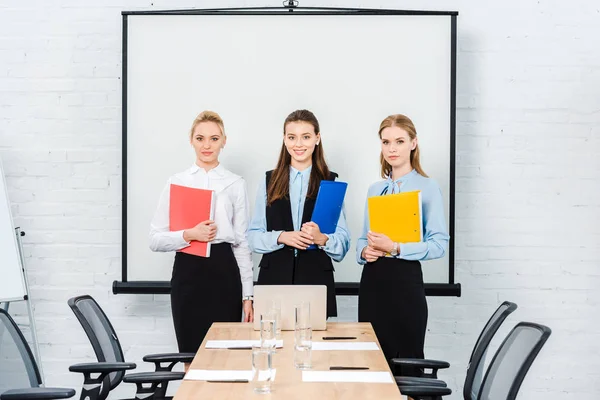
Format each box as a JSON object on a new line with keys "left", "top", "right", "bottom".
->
{"left": 149, "top": 163, "right": 253, "bottom": 297}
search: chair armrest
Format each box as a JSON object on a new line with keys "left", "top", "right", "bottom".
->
{"left": 1, "top": 388, "right": 75, "bottom": 400}
{"left": 400, "top": 385, "right": 452, "bottom": 398}
{"left": 69, "top": 362, "right": 136, "bottom": 400}
{"left": 123, "top": 371, "right": 186, "bottom": 399}
{"left": 143, "top": 353, "right": 195, "bottom": 371}
{"left": 395, "top": 376, "right": 447, "bottom": 387}
{"left": 69, "top": 362, "right": 136, "bottom": 373}
{"left": 391, "top": 358, "right": 450, "bottom": 378}
{"left": 123, "top": 372, "right": 185, "bottom": 384}
{"left": 143, "top": 353, "right": 195, "bottom": 363}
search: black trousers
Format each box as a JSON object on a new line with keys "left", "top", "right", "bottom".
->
{"left": 358, "top": 257, "right": 428, "bottom": 377}
{"left": 170, "top": 243, "right": 242, "bottom": 353}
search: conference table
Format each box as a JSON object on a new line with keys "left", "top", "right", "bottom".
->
{"left": 174, "top": 322, "right": 405, "bottom": 399}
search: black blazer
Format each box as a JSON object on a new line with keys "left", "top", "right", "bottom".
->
{"left": 256, "top": 169, "right": 338, "bottom": 317}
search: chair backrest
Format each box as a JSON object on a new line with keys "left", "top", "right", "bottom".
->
{"left": 477, "top": 322, "right": 551, "bottom": 400}
{"left": 464, "top": 301, "right": 518, "bottom": 400}
{"left": 67, "top": 295, "right": 125, "bottom": 392}
{"left": 0, "top": 309, "right": 42, "bottom": 394}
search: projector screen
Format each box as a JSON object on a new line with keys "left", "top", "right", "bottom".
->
{"left": 120, "top": 9, "right": 457, "bottom": 293}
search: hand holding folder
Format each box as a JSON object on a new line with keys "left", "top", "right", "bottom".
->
{"left": 169, "top": 184, "right": 216, "bottom": 257}
{"left": 367, "top": 190, "right": 423, "bottom": 246}
{"left": 307, "top": 181, "right": 348, "bottom": 250}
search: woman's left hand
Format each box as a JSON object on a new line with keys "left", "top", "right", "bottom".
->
{"left": 367, "top": 231, "right": 395, "bottom": 254}
{"left": 301, "top": 222, "right": 328, "bottom": 246}
{"left": 243, "top": 300, "right": 254, "bottom": 323}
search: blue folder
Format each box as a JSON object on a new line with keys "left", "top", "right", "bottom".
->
{"left": 307, "top": 180, "right": 348, "bottom": 250}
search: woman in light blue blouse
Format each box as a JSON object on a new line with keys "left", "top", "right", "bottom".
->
{"left": 247, "top": 109, "right": 351, "bottom": 317}
{"left": 356, "top": 114, "right": 449, "bottom": 374}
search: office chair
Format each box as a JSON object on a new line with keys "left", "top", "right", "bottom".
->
{"left": 67, "top": 295, "right": 192, "bottom": 400}
{"left": 395, "top": 301, "right": 518, "bottom": 394}
{"left": 400, "top": 321, "right": 552, "bottom": 400}
{"left": 0, "top": 308, "right": 75, "bottom": 400}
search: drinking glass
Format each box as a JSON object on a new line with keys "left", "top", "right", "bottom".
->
{"left": 251, "top": 346, "right": 273, "bottom": 394}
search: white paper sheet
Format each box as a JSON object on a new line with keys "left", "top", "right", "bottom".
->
{"left": 205, "top": 340, "right": 284, "bottom": 349}
{"left": 184, "top": 370, "right": 253, "bottom": 381}
{"left": 184, "top": 369, "right": 277, "bottom": 382}
{"left": 311, "top": 342, "right": 379, "bottom": 351}
{"left": 302, "top": 371, "right": 393, "bottom": 383}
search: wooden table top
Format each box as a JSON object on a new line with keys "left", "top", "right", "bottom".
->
{"left": 174, "top": 322, "right": 404, "bottom": 400}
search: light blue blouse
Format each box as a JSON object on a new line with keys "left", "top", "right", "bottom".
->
{"left": 247, "top": 166, "right": 351, "bottom": 262}
{"left": 356, "top": 169, "right": 449, "bottom": 264}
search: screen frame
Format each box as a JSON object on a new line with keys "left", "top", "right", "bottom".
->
{"left": 114, "top": 6, "right": 460, "bottom": 297}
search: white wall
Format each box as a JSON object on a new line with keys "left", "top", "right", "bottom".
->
{"left": 0, "top": 1, "right": 598, "bottom": 399}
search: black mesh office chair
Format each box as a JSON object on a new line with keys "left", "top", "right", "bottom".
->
{"left": 395, "top": 301, "right": 518, "bottom": 393}
{"left": 0, "top": 309, "right": 75, "bottom": 400}
{"left": 400, "top": 321, "right": 552, "bottom": 400}
{"left": 67, "top": 295, "right": 193, "bottom": 400}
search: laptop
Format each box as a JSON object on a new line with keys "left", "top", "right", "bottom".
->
{"left": 253, "top": 285, "right": 328, "bottom": 331}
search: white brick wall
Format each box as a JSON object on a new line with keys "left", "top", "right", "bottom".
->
{"left": 1, "top": 0, "right": 599, "bottom": 399}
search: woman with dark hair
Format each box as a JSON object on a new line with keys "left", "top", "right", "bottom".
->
{"left": 247, "top": 109, "right": 350, "bottom": 317}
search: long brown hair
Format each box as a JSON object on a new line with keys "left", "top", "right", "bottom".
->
{"left": 267, "top": 109, "right": 330, "bottom": 205}
{"left": 378, "top": 114, "right": 428, "bottom": 178}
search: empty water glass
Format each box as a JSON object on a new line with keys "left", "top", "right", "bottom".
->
{"left": 269, "top": 298, "right": 282, "bottom": 339}
{"left": 294, "top": 324, "right": 312, "bottom": 369}
{"left": 260, "top": 312, "right": 277, "bottom": 350}
{"left": 252, "top": 346, "right": 273, "bottom": 394}
{"left": 295, "top": 301, "right": 311, "bottom": 329}
{"left": 294, "top": 301, "right": 312, "bottom": 369}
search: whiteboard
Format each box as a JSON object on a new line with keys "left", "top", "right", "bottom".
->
{"left": 124, "top": 13, "right": 454, "bottom": 284}
{"left": 0, "top": 157, "right": 27, "bottom": 302}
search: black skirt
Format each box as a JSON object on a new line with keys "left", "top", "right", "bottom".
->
{"left": 170, "top": 243, "right": 243, "bottom": 353}
{"left": 358, "top": 257, "right": 428, "bottom": 376}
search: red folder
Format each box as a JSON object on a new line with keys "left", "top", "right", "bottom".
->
{"left": 169, "top": 184, "right": 215, "bottom": 257}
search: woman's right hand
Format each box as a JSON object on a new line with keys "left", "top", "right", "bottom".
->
{"left": 362, "top": 245, "right": 385, "bottom": 263}
{"left": 277, "top": 231, "right": 314, "bottom": 250}
{"left": 184, "top": 220, "right": 216, "bottom": 242}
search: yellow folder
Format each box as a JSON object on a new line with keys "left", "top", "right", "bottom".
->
{"left": 367, "top": 190, "right": 423, "bottom": 243}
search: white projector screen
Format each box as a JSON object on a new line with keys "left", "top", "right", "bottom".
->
{"left": 121, "top": 10, "right": 456, "bottom": 291}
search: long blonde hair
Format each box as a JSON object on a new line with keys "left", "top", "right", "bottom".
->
{"left": 189, "top": 110, "right": 225, "bottom": 139}
{"left": 378, "top": 114, "right": 427, "bottom": 178}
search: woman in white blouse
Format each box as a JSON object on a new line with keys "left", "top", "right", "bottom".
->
{"left": 149, "top": 111, "right": 254, "bottom": 362}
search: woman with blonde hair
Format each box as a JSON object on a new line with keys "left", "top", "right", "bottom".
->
{"left": 149, "top": 111, "right": 254, "bottom": 366}
{"left": 356, "top": 114, "right": 449, "bottom": 375}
